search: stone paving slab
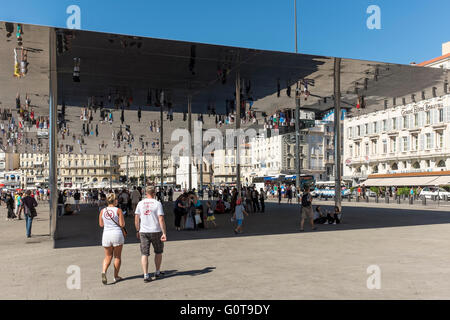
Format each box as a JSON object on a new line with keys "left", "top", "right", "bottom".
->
{"left": 1, "top": 201, "right": 450, "bottom": 299}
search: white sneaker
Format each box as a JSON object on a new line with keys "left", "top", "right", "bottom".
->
{"left": 333, "top": 222, "right": 337, "bottom": 225}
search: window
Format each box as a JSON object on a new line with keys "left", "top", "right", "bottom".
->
{"left": 391, "top": 163, "right": 398, "bottom": 171}
{"left": 383, "top": 120, "right": 387, "bottom": 131}
{"left": 365, "top": 124, "right": 368, "bottom": 135}
{"left": 439, "top": 109, "right": 444, "bottom": 122}
{"left": 402, "top": 137, "right": 408, "bottom": 152}
{"left": 357, "top": 126, "right": 361, "bottom": 136}
{"left": 414, "top": 113, "right": 419, "bottom": 127}
{"left": 413, "top": 162, "right": 420, "bottom": 169}
{"left": 412, "top": 135, "right": 418, "bottom": 151}
{"left": 390, "top": 137, "right": 397, "bottom": 153}
{"left": 355, "top": 143, "right": 360, "bottom": 157}
{"left": 426, "top": 160, "right": 431, "bottom": 167}
{"left": 372, "top": 140, "right": 377, "bottom": 154}
{"left": 426, "top": 111, "right": 431, "bottom": 125}
{"left": 426, "top": 133, "right": 431, "bottom": 149}
{"left": 437, "top": 132, "right": 444, "bottom": 148}
{"left": 383, "top": 140, "right": 387, "bottom": 154}
{"left": 349, "top": 145, "right": 353, "bottom": 157}
{"left": 403, "top": 115, "right": 408, "bottom": 129}
{"left": 365, "top": 143, "right": 369, "bottom": 156}
{"left": 437, "top": 160, "right": 446, "bottom": 168}
{"left": 392, "top": 118, "right": 397, "bottom": 130}
{"left": 373, "top": 122, "right": 377, "bottom": 133}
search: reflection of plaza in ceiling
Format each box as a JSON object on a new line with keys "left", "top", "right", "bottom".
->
{"left": 0, "top": 22, "right": 447, "bottom": 157}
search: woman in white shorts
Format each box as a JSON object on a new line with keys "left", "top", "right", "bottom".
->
{"left": 98, "top": 193, "right": 125, "bottom": 285}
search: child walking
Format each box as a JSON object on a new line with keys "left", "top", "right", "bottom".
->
{"left": 205, "top": 201, "right": 217, "bottom": 228}
{"left": 233, "top": 198, "right": 249, "bottom": 234}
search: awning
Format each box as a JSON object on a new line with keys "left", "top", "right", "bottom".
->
{"left": 364, "top": 176, "right": 445, "bottom": 187}
{"left": 432, "top": 176, "right": 450, "bottom": 186}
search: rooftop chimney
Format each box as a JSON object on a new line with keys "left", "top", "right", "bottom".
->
{"left": 443, "top": 41, "right": 450, "bottom": 55}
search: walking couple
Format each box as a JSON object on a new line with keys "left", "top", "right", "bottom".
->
{"left": 99, "top": 187, "right": 167, "bottom": 285}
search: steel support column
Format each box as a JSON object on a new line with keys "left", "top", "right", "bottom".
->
{"left": 143, "top": 152, "right": 147, "bottom": 187}
{"left": 295, "top": 85, "right": 301, "bottom": 190}
{"left": 49, "top": 28, "right": 58, "bottom": 242}
{"left": 333, "top": 58, "right": 342, "bottom": 211}
{"left": 160, "top": 101, "right": 164, "bottom": 191}
{"left": 199, "top": 128, "right": 203, "bottom": 198}
{"left": 109, "top": 155, "right": 112, "bottom": 190}
{"left": 188, "top": 96, "right": 192, "bottom": 190}
{"left": 235, "top": 71, "right": 241, "bottom": 196}
{"left": 126, "top": 155, "right": 129, "bottom": 186}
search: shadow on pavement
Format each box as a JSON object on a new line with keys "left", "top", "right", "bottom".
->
{"left": 54, "top": 202, "right": 450, "bottom": 249}
{"left": 121, "top": 267, "right": 216, "bottom": 282}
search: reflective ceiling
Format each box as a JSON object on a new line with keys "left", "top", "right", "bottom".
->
{"left": 0, "top": 21, "right": 447, "bottom": 155}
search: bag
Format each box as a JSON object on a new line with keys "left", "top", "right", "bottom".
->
{"left": 24, "top": 204, "right": 37, "bottom": 218}
{"left": 106, "top": 209, "right": 127, "bottom": 237}
{"left": 194, "top": 213, "right": 202, "bottom": 225}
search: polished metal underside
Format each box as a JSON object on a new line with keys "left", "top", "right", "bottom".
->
{"left": 0, "top": 21, "right": 447, "bottom": 155}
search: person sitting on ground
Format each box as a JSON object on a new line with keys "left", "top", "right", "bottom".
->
{"left": 325, "top": 206, "right": 341, "bottom": 225}
{"left": 313, "top": 206, "right": 328, "bottom": 224}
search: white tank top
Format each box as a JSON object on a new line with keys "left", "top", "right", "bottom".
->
{"left": 102, "top": 207, "right": 122, "bottom": 234}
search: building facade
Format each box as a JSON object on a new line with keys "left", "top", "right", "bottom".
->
{"left": 344, "top": 42, "right": 450, "bottom": 186}
{"left": 119, "top": 154, "right": 177, "bottom": 186}
{"left": 249, "top": 121, "right": 336, "bottom": 183}
{"left": 343, "top": 94, "right": 450, "bottom": 185}
{"left": 20, "top": 154, "right": 120, "bottom": 189}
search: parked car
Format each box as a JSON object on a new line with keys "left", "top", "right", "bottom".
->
{"left": 419, "top": 187, "right": 450, "bottom": 200}
{"left": 313, "top": 188, "right": 350, "bottom": 198}
{"left": 348, "top": 189, "right": 377, "bottom": 198}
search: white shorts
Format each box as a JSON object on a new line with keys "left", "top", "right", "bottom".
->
{"left": 102, "top": 232, "right": 124, "bottom": 247}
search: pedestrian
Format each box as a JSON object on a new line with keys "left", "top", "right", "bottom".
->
{"left": 251, "top": 187, "right": 260, "bottom": 212}
{"left": 174, "top": 193, "right": 187, "bottom": 231}
{"left": 99, "top": 193, "right": 125, "bottom": 285}
{"left": 287, "top": 186, "right": 293, "bottom": 204}
{"left": 20, "top": 190, "right": 38, "bottom": 238}
{"left": 130, "top": 186, "right": 141, "bottom": 217}
{"left": 259, "top": 188, "right": 265, "bottom": 213}
{"left": 73, "top": 189, "right": 81, "bottom": 212}
{"left": 278, "top": 186, "right": 282, "bottom": 204}
{"left": 15, "top": 192, "right": 22, "bottom": 220}
{"left": 233, "top": 198, "right": 249, "bottom": 234}
{"left": 134, "top": 187, "right": 167, "bottom": 283}
{"left": 300, "top": 187, "right": 316, "bottom": 232}
{"left": 6, "top": 193, "right": 16, "bottom": 220}
{"left": 205, "top": 201, "right": 217, "bottom": 228}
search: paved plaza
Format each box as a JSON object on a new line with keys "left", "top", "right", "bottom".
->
{"left": 2, "top": 200, "right": 450, "bottom": 299}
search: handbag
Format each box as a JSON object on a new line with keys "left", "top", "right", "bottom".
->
{"left": 106, "top": 209, "right": 127, "bottom": 237}
{"left": 194, "top": 213, "right": 202, "bottom": 225}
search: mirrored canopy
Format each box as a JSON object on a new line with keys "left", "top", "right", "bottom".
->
{"left": 0, "top": 21, "right": 447, "bottom": 155}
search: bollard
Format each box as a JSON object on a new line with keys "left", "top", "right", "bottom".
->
{"left": 375, "top": 194, "right": 379, "bottom": 203}
{"left": 409, "top": 196, "right": 413, "bottom": 205}
{"left": 396, "top": 196, "right": 401, "bottom": 204}
{"left": 422, "top": 196, "right": 426, "bottom": 206}
{"left": 348, "top": 195, "right": 352, "bottom": 202}
{"left": 366, "top": 195, "right": 369, "bottom": 203}
{"left": 444, "top": 195, "right": 448, "bottom": 202}
{"left": 385, "top": 193, "right": 389, "bottom": 204}
{"left": 356, "top": 196, "right": 360, "bottom": 203}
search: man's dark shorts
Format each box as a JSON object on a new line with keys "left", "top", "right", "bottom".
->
{"left": 140, "top": 232, "right": 164, "bottom": 256}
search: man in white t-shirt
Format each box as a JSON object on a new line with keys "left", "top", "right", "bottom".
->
{"left": 134, "top": 187, "right": 167, "bottom": 283}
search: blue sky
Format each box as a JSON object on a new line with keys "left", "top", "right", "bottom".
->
{"left": 0, "top": 0, "right": 448, "bottom": 64}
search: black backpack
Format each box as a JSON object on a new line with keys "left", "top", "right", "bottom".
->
{"left": 301, "top": 193, "right": 311, "bottom": 207}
